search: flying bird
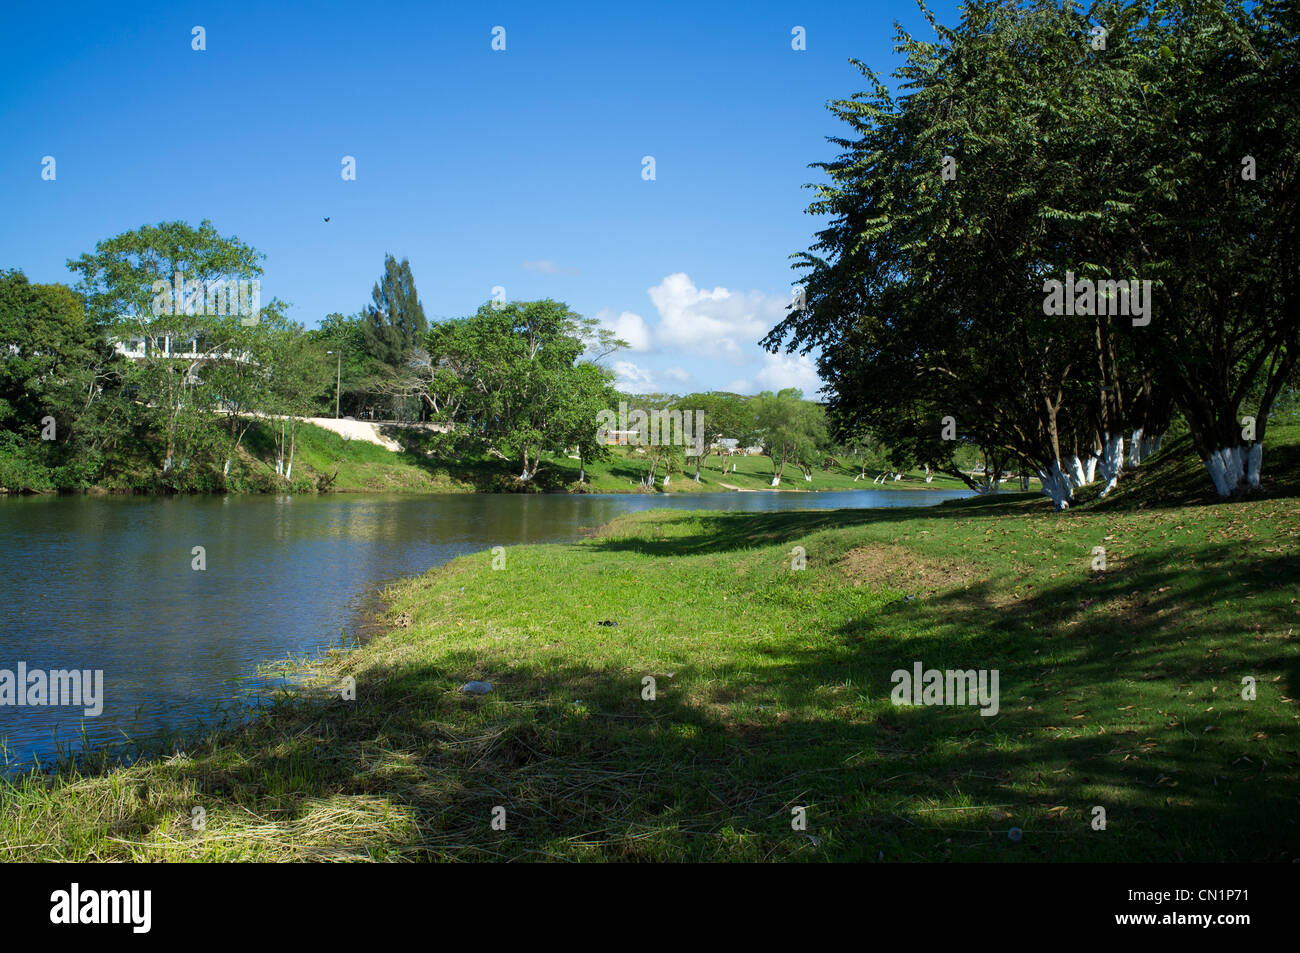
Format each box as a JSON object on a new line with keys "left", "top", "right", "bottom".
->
{"left": 324, "top": 217, "right": 331, "bottom": 222}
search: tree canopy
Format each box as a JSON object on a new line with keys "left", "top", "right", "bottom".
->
{"left": 764, "top": 0, "right": 1299, "bottom": 506}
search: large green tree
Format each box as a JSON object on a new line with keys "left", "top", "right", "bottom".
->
{"left": 413, "top": 299, "right": 616, "bottom": 482}
{"left": 679, "top": 391, "right": 755, "bottom": 480}
{"left": 764, "top": 0, "right": 1297, "bottom": 506}
{"left": 67, "top": 219, "right": 287, "bottom": 484}
{"left": 0, "top": 271, "right": 119, "bottom": 488}
{"left": 752, "top": 388, "right": 829, "bottom": 486}
{"left": 361, "top": 255, "right": 427, "bottom": 402}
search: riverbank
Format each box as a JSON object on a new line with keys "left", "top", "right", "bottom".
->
{"left": 2, "top": 467, "right": 1294, "bottom": 860}
{"left": 1, "top": 419, "right": 972, "bottom": 496}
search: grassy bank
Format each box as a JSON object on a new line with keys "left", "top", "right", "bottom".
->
{"left": 3, "top": 418, "right": 971, "bottom": 496}
{"left": 2, "top": 450, "right": 1295, "bottom": 860}
{"left": 218, "top": 432, "right": 971, "bottom": 496}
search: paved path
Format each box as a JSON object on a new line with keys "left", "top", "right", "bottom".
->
{"left": 301, "top": 417, "right": 404, "bottom": 451}
{"left": 258, "top": 416, "right": 449, "bottom": 453}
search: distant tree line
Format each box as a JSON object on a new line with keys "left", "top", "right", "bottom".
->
{"left": 6, "top": 219, "right": 983, "bottom": 495}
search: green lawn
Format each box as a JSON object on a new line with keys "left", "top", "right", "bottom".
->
{"left": 232, "top": 425, "right": 976, "bottom": 497}
{"left": 539, "top": 446, "right": 972, "bottom": 494}
{"left": 28, "top": 415, "right": 974, "bottom": 497}
{"left": 2, "top": 432, "right": 1295, "bottom": 861}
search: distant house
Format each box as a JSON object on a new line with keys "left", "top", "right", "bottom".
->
{"left": 708, "top": 438, "right": 765, "bottom": 456}
{"left": 110, "top": 330, "right": 251, "bottom": 364}
{"left": 604, "top": 429, "right": 642, "bottom": 446}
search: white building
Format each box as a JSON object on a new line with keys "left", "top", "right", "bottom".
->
{"left": 111, "top": 331, "right": 249, "bottom": 364}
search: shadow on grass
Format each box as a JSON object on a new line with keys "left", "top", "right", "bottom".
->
{"left": 73, "top": 537, "right": 1295, "bottom": 862}
{"left": 586, "top": 502, "right": 990, "bottom": 557}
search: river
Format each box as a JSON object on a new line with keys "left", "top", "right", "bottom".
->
{"left": 0, "top": 487, "right": 969, "bottom": 768}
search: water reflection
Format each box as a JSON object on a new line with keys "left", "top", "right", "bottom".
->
{"left": 0, "top": 487, "right": 968, "bottom": 766}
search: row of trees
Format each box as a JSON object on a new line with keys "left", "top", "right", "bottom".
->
{"left": 604, "top": 388, "right": 900, "bottom": 488}
{"left": 765, "top": 0, "right": 1299, "bottom": 507}
{"left": 6, "top": 219, "right": 965, "bottom": 495}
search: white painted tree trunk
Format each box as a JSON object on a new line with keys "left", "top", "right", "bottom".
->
{"left": 1223, "top": 446, "right": 1243, "bottom": 493}
{"left": 1203, "top": 446, "right": 1247, "bottom": 498}
{"left": 223, "top": 459, "right": 231, "bottom": 477}
{"left": 1246, "top": 442, "right": 1263, "bottom": 489}
{"left": 1069, "top": 455, "right": 1088, "bottom": 488}
{"left": 1037, "top": 461, "right": 1073, "bottom": 510}
{"left": 1083, "top": 454, "right": 1098, "bottom": 484}
{"left": 1204, "top": 451, "right": 1231, "bottom": 498}
{"left": 663, "top": 474, "right": 670, "bottom": 486}
{"left": 804, "top": 473, "right": 812, "bottom": 482}
{"left": 771, "top": 476, "right": 780, "bottom": 487}
{"left": 1096, "top": 433, "right": 1124, "bottom": 498}
{"left": 1128, "top": 428, "right": 1144, "bottom": 468}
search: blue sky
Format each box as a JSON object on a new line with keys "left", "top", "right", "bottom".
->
{"left": 0, "top": 0, "right": 961, "bottom": 396}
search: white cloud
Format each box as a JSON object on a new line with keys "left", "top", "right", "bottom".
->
{"left": 595, "top": 308, "right": 652, "bottom": 352}
{"left": 593, "top": 274, "right": 823, "bottom": 396}
{"left": 646, "top": 272, "right": 786, "bottom": 363}
{"left": 612, "top": 360, "right": 656, "bottom": 393}
{"left": 755, "top": 352, "right": 823, "bottom": 396}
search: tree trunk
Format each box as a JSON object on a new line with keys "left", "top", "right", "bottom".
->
{"left": 286, "top": 421, "right": 297, "bottom": 481}
{"left": 1245, "top": 442, "right": 1263, "bottom": 489}
{"left": 1096, "top": 433, "right": 1124, "bottom": 498}
{"left": 1037, "top": 460, "right": 1073, "bottom": 510}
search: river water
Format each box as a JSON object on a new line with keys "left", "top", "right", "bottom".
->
{"left": 0, "top": 488, "right": 969, "bottom": 768}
